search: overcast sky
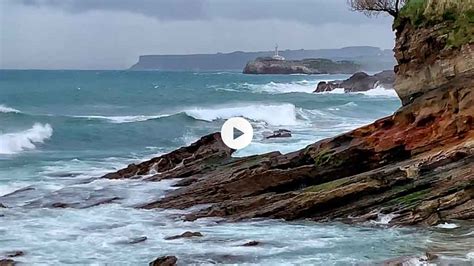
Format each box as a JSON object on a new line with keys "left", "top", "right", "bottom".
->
{"left": 0, "top": 0, "right": 395, "bottom": 69}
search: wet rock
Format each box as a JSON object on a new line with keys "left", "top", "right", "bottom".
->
{"left": 0, "top": 259, "right": 15, "bottom": 266}
{"left": 149, "top": 256, "right": 177, "bottom": 266}
{"left": 44, "top": 196, "right": 121, "bottom": 209}
{"left": 314, "top": 81, "right": 340, "bottom": 92}
{"left": 103, "top": 133, "right": 233, "bottom": 181}
{"left": 126, "top": 236, "right": 147, "bottom": 244}
{"left": 4, "top": 251, "right": 24, "bottom": 258}
{"left": 0, "top": 203, "right": 6, "bottom": 208}
{"left": 242, "top": 241, "right": 260, "bottom": 247}
{"left": 313, "top": 70, "right": 395, "bottom": 93}
{"left": 382, "top": 255, "right": 425, "bottom": 265}
{"left": 164, "top": 231, "right": 203, "bottom": 240}
{"left": 263, "top": 129, "right": 292, "bottom": 139}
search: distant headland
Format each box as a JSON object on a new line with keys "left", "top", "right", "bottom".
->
{"left": 129, "top": 46, "right": 395, "bottom": 71}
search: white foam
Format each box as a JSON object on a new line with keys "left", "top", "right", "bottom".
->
{"left": 75, "top": 114, "right": 170, "bottom": 124}
{"left": 0, "top": 104, "right": 20, "bottom": 113}
{"left": 356, "top": 85, "right": 399, "bottom": 97}
{"left": 184, "top": 103, "right": 301, "bottom": 126}
{"left": 374, "top": 213, "right": 397, "bottom": 225}
{"left": 321, "top": 88, "right": 345, "bottom": 94}
{"left": 436, "top": 222, "right": 459, "bottom": 229}
{"left": 0, "top": 123, "right": 53, "bottom": 154}
{"left": 242, "top": 80, "right": 320, "bottom": 94}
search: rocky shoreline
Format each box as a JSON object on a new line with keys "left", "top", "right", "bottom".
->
{"left": 314, "top": 70, "right": 395, "bottom": 93}
{"left": 103, "top": 9, "right": 473, "bottom": 227}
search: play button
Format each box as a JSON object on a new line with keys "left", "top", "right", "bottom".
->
{"left": 221, "top": 117, "right": 253, "bottom": 150}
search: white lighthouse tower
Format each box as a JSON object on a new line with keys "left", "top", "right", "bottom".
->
{"left": 272, "top": 44, "right": 285, "bottom": 61}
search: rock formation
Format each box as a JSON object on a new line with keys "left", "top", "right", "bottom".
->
{"left": 104, "top": 1, "right": 473, "bottom": 226}
{"left": 243, "top": 58, "right": 360, "bottom": 75}
{"left": 149, "top": 256, "right": 177, "bottom": 266}
{"left": 314, "top": 70, "right": 395, "bottom": 93}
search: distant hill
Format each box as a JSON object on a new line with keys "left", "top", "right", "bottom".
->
{"left": 129, "top": 46, "right": 395, "bottom": 71}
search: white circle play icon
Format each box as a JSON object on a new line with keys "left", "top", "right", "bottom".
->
{"left": 221, "top": 117, "right": 254, "bottom": 150}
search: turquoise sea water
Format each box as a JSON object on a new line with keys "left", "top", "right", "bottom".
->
{"left": 0, "top": 70, "right": 472, "bottom": 264}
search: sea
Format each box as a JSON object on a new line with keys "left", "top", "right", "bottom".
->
{"left": 0, "top": 70, "right": 472, "bottom": 264}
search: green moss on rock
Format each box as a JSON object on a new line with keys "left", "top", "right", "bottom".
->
{"left": 396, "top": 0, "right": 474, "bottom": 48}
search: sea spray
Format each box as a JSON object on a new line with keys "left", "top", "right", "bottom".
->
{"left": 0, "top": 104, "right": 21, "bottom": 114}
{"left": 0, "top": 123, "right": 53, "bottom": 154}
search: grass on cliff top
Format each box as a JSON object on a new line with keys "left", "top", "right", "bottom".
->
{"left": 396, "top": 0, "right": 474, "bottom": 48}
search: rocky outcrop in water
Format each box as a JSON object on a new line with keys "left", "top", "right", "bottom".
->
{"left": 314, "top": 70, "right": 395, "bottom": 93}
{"left": 149, "top": 256, "right": 177, "bottom": 266}
{"left": 104, "top": 2, "right": 473, "bottom": 226}
{"left": 243, "top": 58, "right": 360, "bottom": 75}
{"left": 164, "top": 231, "right": 203, "bottom": 240}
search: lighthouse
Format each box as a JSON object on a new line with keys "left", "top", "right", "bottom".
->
{"left": 272, "top": 44, "right": 285, "bottom": 61}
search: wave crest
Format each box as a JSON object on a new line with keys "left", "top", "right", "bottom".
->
{"left": 0, "top": 123, "right": 53, "bottom": 155}
{"left": 184, "top": 103, "right": 300, "bottom": 126}
{"left": 240, "top": 80, "right": 319, "bottom": 94}
{"left": 0, "top": 104, "right": 21, "bottom": 114}
{"left": 74, "top": 115, "right": 170, "bottom": 124}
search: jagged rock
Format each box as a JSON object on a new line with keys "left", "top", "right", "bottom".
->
{"left": 340, "top": 72, "right": 378, "bottom": 92}
{"left": 242, "top": 241, "right": 260, "bottom": 247}
{"left": 103, "top": 133, "right": 232, "bottom": 181}
{"left": 149, "top": 256, "right": 177, "bottom": 266}
{"left": 314, "top": 81, "right": 340, "bottom": 93}
{"left": 243, "top": 57, "right": 359, "bottom": 75}
{"left": 164, "top": 231, "right": 203, "bottom": 240}
{"left": 263, "top": 129, "right": 292, "bottom": 139}
{"left": 0, "top": 259, "right": 15, "bottom": 266}
{"left": 313, "top": 70, "right": 395, "bottom": 93}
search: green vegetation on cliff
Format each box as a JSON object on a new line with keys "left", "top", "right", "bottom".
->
{"left": 396, "top": 0, "right": 474, "bottom": 47}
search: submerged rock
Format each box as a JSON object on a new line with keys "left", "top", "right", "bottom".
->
{"left": 4, "top": 251, "right": 24, "bottom": 258}
{"left": 118, "top": 236, "right": 148, "bottom": 245}
{"left": 263, "top": 129, "right": 292, "bottom": 139}
{"left": 149, "top": 256, "right": 177, "bottom": 266}
{"left": 242, "top": 241, "right": 261, "bottom": 247}
{"left": 164, "top": 231, "right": 203, "bottom": 240}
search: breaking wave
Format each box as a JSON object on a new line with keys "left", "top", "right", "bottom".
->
{"left": 0, "top": 123, "right": 53, "bottom": 155}
{"left": 360, "top": 85, "right": 399, "bottom": 97}
{"left": 74, "top": 114, "right": 171, "bottom": 124}
{"left": 239, "top": 80, "right": 320, "bottom": 94}
{"left": 0, "top": 104, "right": 21, "bottom": 113}
{"left": 184, "top": 103, "right": 301, "bottom": 126}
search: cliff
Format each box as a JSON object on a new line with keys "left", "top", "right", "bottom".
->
{"left": 394, "top": 0, "right": 474, "bottom": 104}
{"left": 105, "top": 1, "right": 473, "bottom": 227}
{"left": 129, "top": 46, "right": 395, "bottom": 71}
{"left": 242, "top": 58, "right": 360, "bottom": 75}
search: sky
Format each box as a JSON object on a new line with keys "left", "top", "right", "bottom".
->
{"left": 0, "top": 0, "right": 396, "bottom": 69}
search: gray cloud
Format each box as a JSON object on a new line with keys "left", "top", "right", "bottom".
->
{"left": 1, "top": 0, "right": 395, "bottom": 69}
{"left": 15, "top": 0, "right": 209, "bottom": 20}
{"left": 11, "top": 0, "right": 390, "bottom": 25}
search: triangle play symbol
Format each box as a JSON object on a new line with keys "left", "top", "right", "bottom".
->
{"left": 233, "top": 126, "right": 245, "bottom": 140}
